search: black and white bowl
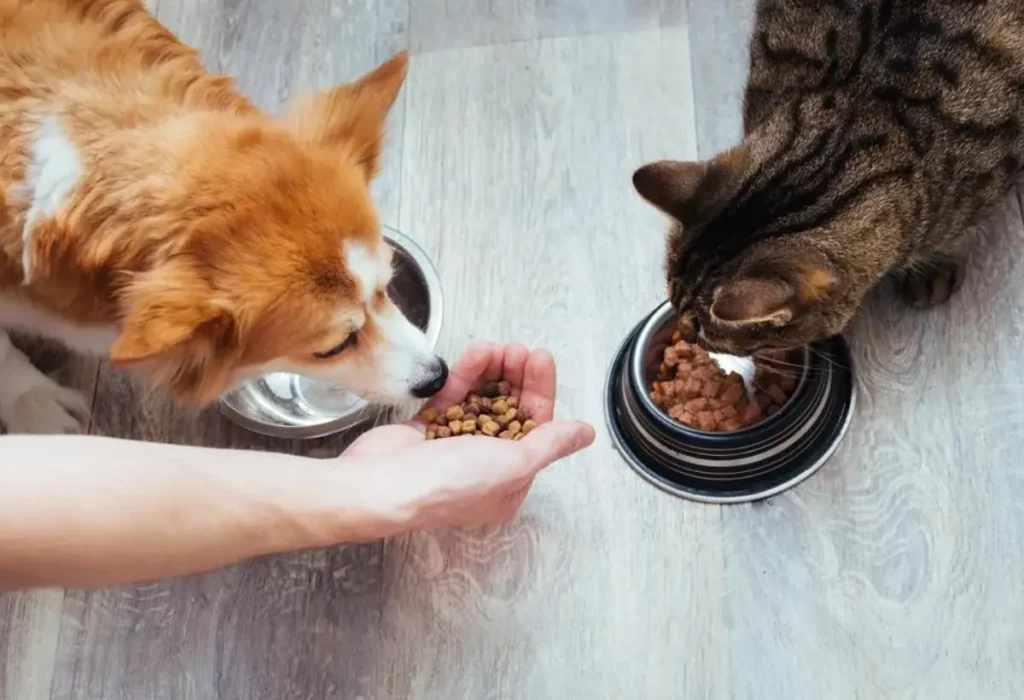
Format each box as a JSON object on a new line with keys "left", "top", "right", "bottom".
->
{"left": 605, "top": 301, "right": 855, "bottom": 504}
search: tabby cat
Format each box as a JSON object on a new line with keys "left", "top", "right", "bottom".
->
{"left": 634, "top": 0, "right": 1024, "bottom": 355}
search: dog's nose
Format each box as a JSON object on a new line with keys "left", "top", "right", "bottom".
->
{"left": 411, "top": 358, "right": 449, "bottom": 398}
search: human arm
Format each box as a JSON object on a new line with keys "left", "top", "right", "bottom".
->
{"left": 0, "top": 343, "right": 594, "bottom": 590}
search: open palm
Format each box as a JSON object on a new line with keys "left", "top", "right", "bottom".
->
{"left": 343, "top": 342, "right": 594, "bottom": 529}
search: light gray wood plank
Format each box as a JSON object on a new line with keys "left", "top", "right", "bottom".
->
{"left": 686, "top": 0, "right": 756, "bottom": 158}
{"left": 410, "top": 0, "right": 686, "bottom": 53}
{"left": 381, "top": 29, "right": 731, "bottom": 700}
{"left": 0, "top": 590, "right": 64, "bottom": 700}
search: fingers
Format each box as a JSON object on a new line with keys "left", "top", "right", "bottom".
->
{"left": 517, "top": 419, "right": 596, "bottom": 474}
{"left": 520, "top": 349, "right": 557, "bottom": 422}
{"left": 420, "top": 342, "right": 501, "bottom": 414}
{"left": 499, "top": 343, "right": 530, "bottom": 391}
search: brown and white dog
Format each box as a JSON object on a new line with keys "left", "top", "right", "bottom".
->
{"left": 0, "top": 0, "right": 447, "bottom": 433}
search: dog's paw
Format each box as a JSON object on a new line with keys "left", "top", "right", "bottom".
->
{"left": 901, "top": 255, "right": 966, "bottom": 309}
{"left": 2, "top": 380, "right": 91, "bottom": 435}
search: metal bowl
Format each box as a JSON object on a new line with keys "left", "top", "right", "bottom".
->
{"left": 219, "top": 226, "right": 443, "bottom": 439}
{"left": 606, "top": 301, "right": 855, "bottom": 504}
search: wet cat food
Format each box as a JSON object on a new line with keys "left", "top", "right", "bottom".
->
{"left": 423, "top": 380, "right": 537, "bottom": 440}
{"left": 650, "top": 333, "right": 798, "bottom": 432}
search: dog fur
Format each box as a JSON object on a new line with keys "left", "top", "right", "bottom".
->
{"left": 0, "top": 0, "right": 445, "bottom": 433}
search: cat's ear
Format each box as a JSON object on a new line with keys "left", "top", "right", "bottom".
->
{"left": 633, "top": 146, "right": 745, "bottom": 223}
{"left": 711, "top": 268, "right": 837, "bottom": 326}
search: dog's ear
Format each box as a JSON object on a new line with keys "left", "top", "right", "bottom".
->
{"left": 109, "top": 298, "right": 232, "bottom": 365}
{"left": 110, "top": 265, "right": 235, "bottom": 365}
{"left": 284, "top": 51, "right": 409, "bottom": 179}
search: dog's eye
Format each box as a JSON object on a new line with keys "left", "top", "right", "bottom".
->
{"left": 314, "top": 332, "right": 358, "bottom": 359}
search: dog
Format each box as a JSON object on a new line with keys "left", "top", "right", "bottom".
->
{"left": 0, "top": 0, "right": 447, "bottom": 434}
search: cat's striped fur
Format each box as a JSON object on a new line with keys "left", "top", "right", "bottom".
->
{"left": 634, "top": 0, "right": 1024, "bottom": 355}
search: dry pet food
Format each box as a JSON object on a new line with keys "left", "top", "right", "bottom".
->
{"left": 423, "top": 380, "right": 537, "bottom": 441}
{"left": 650, "top": 333, "right": 799, "bottom": 433}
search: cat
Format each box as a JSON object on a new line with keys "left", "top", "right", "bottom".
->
{"left": 633, "top": 0, "right": 1024, "bottom": 356}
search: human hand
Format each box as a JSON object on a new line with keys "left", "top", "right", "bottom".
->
{"left": 342, "top": 342, "right": 595, "bottom": 533}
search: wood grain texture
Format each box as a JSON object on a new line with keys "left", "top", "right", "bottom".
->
{"left": 686, "top": 0, "right": 756, "bottom": 158}
{"left": 2, "top": 0, "right": 1024, "bottom": 698}
{"left": 379, "top": 28, "right": 732, "bottom": 700}
{"left": 410, "top": 0, "right": 686, "bottom": 53}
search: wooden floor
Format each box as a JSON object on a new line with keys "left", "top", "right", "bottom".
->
{"left": 3, "top": 0, "right": 1024, "bottom": 697}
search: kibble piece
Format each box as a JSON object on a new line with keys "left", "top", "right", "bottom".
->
{"left": 498, "top": 430, "right": 513, "bottom": 440}
{"left": 766, "top": 383, "right": 788, "bottom": 406}
{"left": 421, "top": 407, "right": 439, "bottom": 424}
{"left": 463, "top": 403, "right": 481, "bottom": 416}
{"left": 436, "top": 425, "right": 453, "bottom": 439}
{"left": 517, "top": 406, "right": 533, "bottom": 421}
{"left": 498, "top": 380, "right": 512, "bottom": 396}
{"left": 513, "top": 433, "right": 525, "bottom": 441}
{"left": 450, "top": 420, "right": 463, "bottom": 435}
{"left": 720, "top": 384, "right": 745, "bottom": 405}
{"left": 669, "top": 404, "right": 687, "bottom": 422}
{"left": 479, "top": 397, "right": 493, "bottom": 411}
{"left": 684, "top": 397, "right": 708, "bottom": 414}
{"left": 683, "top": 378, "right": 703, "bottom": 396}
{"left": 696, "top": 411, "right": 717, "bottom": 432}
{"left": 721, "top": 418, "right": 744, "bottom": 432}
{"left": 680, "top": 412, "right": 696, "bottom": 427}
{"left": 742, "top": 404, "right": 763, "bottom": 425}
{"left": 508, "top": 420, "right": 523, "bottom": 435}
{"left": 481, "top": 421, "right": 501, "bottom": 437}
{"left": 522, "top": 419, "right": 538, "bottom": 434}
{"left": 491, "top": 399, "right": 509, "bottom": 416}
{"left": 462, "top": 418, "right": 478, "bottom": 434}
{"left": 445, "top": 405, "right": 465, "bottom": 422}
{"left": 693, "top": 366, "right": 716, "bottom": 381}
{"left": 495, "top": 412, "right": 513, "bottom": 428}
{"left": 507, "top": 396, "right": 519, "bottom": 409}
{"left": 480, "top": 381, "right": 501, "bottom": 398}
{"left": 719, "top": 404, "right": 739, "bottom": 420}
{"left": 426, "top": 428, "right": 437, "bottom": 440}
{"left": 700, "top": 380, "right": 722, "bottom": 399}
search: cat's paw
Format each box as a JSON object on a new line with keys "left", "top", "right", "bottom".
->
{"left": 2, "top": 380, "right": 91, "bottom": 435}
{"left": 901, "top": 256, "right": 966, "bottom": 308}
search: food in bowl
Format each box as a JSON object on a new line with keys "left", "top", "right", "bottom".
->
{"left": 422, "top": 379, "right": 538, "bottom": 440}
{"left": 650, "top": 333, "right": 798, "bottom": 432}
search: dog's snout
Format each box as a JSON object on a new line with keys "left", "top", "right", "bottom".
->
{"left": 411, "top": 357, "right": 448, "bottom": 399}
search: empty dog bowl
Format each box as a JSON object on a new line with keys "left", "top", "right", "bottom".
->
{"left": 605, "top": 301, "right": 855, "bottom": 504}
{"left": 219, "top": 226, "right": 443, "bottom": 439}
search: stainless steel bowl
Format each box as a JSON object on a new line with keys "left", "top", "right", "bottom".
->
{"left": 606, "top": 301, "right": 855, "bottom": 504}
{"left": 219, "top": 226, "right": 443, "bottom": 439}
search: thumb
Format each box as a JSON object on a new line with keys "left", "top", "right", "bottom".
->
{"left": 518, "top": 420, "right": 596, "bottom": 473}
